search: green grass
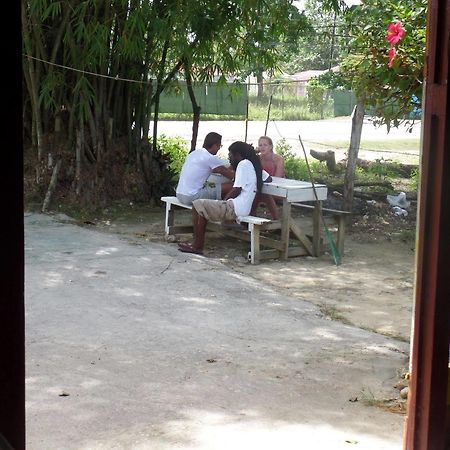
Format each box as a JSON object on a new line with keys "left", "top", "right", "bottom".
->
{"left": 158, "top": 113, "right": 245, "bottom": 120}
{"left": 157, "top": 93, "right": 336, "bottom": 121}
{"left": 274, "top": 137, "right": 420, "bottom": 195}
{"left": 248, "top": 103, "right": 334, "bottom": 121}
{"left": 359, "top": 388, "right": 407, "bottom": 414}
{"left": 319, "top": 304, "right": 351, "bottom": 324}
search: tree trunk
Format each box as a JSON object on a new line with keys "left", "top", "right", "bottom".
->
{"left": 152, "top": 38, "right": 171, "bottom": 153}
{"left": 184, "top": 61, "right": 201, "bottom": 152}
{"left": 264, "top": 94, "right": 273, "bottom": 135}
{"left": 152, "top": 93, "right": 160, "bottom": 152}
{"left": 21, "top": 3, "right": 44, "bottom": 166}
{"left": 75, "top": 121, "right": 84, "bottom": 196}
{"left": 343, "top": 100, "right": 365, "bottom": 212}
{"left": 142, "top": 82, "right": 153, "bottom": 141}
{"left": 42, "top": 157, "right": 62, "bottom": 212}
{"left": 310, "top": 149, "right": 337, "bottom": 172}
{"left": 256, "top": 69, "right": 264, "bottom": 99}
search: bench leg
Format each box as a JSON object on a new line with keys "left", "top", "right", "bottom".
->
{"left": 248, "top": 223, "right": 261, "bottom": 264}
{"left": 165, "top": 204, "right": 175, "bottom": 236}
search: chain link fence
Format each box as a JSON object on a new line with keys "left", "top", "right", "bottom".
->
{"left": 158, "top": 81, "right": 359, "bottom": 121}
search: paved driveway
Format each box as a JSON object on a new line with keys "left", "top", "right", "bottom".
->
{"left": 26, "top": 213, "right": 408, "bottom": 450}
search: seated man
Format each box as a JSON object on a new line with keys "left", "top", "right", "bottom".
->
{"left": 178, "top": 141, "right": 263, "bottom": 255}
{"left": 176, "top": 132, "right": 235, "bottom": 205}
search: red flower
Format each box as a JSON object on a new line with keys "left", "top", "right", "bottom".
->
{"left": 386, "top": 21, "right": 406, "bottom": 46}
{"left": 388, "top": 47, "right": 397, "bottom": 68}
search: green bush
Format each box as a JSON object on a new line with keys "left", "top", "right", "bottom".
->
{"left": 366, "top": 158, "right": 403, "bottom": 178}
{"left": 306, "top": 79, "right": 334, "bottom": 119}
{"left": 156, "top": 135, "right": 189, "bottom": 180}
{"left": 275, "top": 138, "right": 326, "bottom": 180}
{"left": 409, "top": 167, "right": 420, "bottom": 190}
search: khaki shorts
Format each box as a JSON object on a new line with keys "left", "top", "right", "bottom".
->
{"left": 192, "top": 199, "right": 237, "bottom": 223}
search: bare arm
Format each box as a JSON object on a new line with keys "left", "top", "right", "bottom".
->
{"left": 224, "top": 186, "right": 242, "bottom": 201}
{"left": 212, "top": 165, "right": 235, "bottom": 180}
{"left": 274, "top": 155, "right": 285, "bottom": 178}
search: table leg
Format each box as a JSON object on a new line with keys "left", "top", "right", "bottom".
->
{"left": 281, "top": 199, "right": 291, "bottom": 259}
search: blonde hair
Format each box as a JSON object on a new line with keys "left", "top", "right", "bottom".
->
{"left": 258, "top": 136, "right": 273, "bottom": 149}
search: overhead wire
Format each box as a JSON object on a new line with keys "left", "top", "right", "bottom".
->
{"left": 23, "top": 53, "right": 420, "bottom": 155}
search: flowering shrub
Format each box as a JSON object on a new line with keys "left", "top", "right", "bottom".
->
{"left": 386, "top": 21, "right": 406, "bottom": 46}
{"left": 386, "top": 21, "right": 406, "bottom": 68}
{"left": 340, "top": 0, "right": 426, "bottom": 130}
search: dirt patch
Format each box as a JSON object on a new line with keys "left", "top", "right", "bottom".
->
{"left": 52, "top": 198, "right": 414, "bottom": 419}
{"left": 67, "top": 197, "right": 416, "bottom": 344}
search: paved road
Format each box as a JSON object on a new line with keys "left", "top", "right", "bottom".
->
{"left": 156, "top": 118, "right": 421, "bottom": 163}
{"left": 26, "top": 213, "right": 409, "bottom": 450}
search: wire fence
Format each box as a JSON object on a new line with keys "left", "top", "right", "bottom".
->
{"left": 158, "top": 80, "right": 360, "bottom": 120}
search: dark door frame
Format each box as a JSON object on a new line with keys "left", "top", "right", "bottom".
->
{"left": 404, "top": 0, "right": 450, "bottom": 449}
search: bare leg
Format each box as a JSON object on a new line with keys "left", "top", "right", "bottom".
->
{"left": 178, "top": 207, "right": 207, "bottom": 254}
{"left": 251, "top": 192, "right": 262, "bottom": 216}
{"left": 192, "top": 207, "right": 207, "bottom": 250}
{"left": 221, "top": 182, "right": 233, "bottom": 199}
{"left": 261, "top": 194, "right": 279, "bottom": 220}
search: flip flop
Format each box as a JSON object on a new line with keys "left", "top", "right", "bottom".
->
{"left": 178, "top": 243, "right": 204, "bottom": 255}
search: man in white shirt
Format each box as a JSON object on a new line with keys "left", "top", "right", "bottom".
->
{"left": 178, "top": 141, "right": 270, "bottom": 255}
{"left": 176, "top": 132, "right": 235, "bottom": 205}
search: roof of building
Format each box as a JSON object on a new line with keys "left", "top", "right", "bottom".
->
{"left": 282, "top": 66, "right": 340, "bottom": 82}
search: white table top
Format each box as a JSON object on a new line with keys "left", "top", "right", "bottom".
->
{"left": 262, "top": 176, "right": 327, "bottom": 202}
{"left": 208, "top": 174, "right": 327, "bottom": 203}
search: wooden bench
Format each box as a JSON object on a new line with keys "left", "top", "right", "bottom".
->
{"left": 292, "top": 202, "right": 351, "bottom": 256}
{"left": 161, "top": 196, "right": 280, "bottom": 264}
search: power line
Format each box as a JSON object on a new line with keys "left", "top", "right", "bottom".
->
{"left": 23, "top": 54, "right": 337, "bottom": 87}
{"left": 24, "top": 46, "right": 395, "bottom": 88}
{"left": 23, "top": 54, "right": 150, "bottom": 84}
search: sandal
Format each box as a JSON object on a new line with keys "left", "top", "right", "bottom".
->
{"left": 178, "top": 242, "right": 204, "bottom": 255}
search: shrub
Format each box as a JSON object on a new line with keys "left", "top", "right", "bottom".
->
{"left": 409, "top": 167, "right": 420, "bottom": 190}
{"left": 367, "top": 158, "right": 403, "bottom": 178}
{"left": 275, "top": 138, "right": 325, "bottom": 180}
{"left": 306, "top": 79, "right": 333, "bottom": 119}
{"left": 156, "top": 135, "right": 189, "bottom": 180}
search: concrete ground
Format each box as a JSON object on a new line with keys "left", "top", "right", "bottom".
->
{"left": 26, "top": 213, "right": 409, "bottom": 450}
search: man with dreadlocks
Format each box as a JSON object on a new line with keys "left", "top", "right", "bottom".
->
{"left": 178, "top": 141, "right": 271, "bottom": 255}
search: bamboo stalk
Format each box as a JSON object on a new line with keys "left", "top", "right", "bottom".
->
{"left": 42, "top": 158, "right": 62, "bottom": 212}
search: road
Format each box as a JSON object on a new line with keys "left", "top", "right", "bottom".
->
{"left": 156, "top": 118, "right": 421, "bottom": 163}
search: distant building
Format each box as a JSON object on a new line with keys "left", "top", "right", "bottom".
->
{"left": 280, "top": 66, "right": 340, "bottom": 96}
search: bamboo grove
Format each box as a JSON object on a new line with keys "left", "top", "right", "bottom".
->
{"left": 22, "top": 0, "right": 312, "bottom": 208}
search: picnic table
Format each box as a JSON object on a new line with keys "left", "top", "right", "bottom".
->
{"left": 207, "top": 174, "right": 328, "bottom": 261}
{"left": 161, "top": 172, "right": 351, "bottom": 263}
